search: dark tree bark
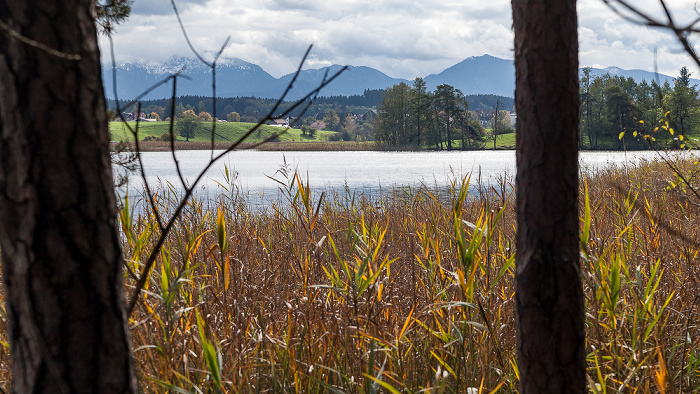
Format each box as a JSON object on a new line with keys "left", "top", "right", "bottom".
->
{"left": 0, "top": 0, "right": 136, "bottom": 392}
{"left": 512, "top": 0, "right": 586, "bottom": 392}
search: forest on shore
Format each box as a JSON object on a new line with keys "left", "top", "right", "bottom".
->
{"left": 109, "top": 66, "right": 700, "bottom": 152}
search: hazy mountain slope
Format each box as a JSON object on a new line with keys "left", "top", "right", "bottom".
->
{"left": 102, "top": 57, "right": 279, "bottom": 100}
{"left": 103, "top": 55, "right": 697, "bottom": 100}
{"left": 424, "top": 54, "right": 516, "bottom": 97}
{"left": 276, "top": 65, "right": 409, "bottom": 100}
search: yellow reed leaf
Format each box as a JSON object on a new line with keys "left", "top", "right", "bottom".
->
{"left": 654, "top": 350, "right": 667, "bottom": 394}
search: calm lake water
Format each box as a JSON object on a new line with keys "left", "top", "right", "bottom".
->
{"left": 119, "top": 150, "right": 681, "bottom": 207}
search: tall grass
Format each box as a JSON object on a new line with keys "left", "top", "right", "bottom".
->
{"left": 0, "top": 158, "right": 699, "bottom": 392}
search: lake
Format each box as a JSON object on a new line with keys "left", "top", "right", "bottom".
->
{"left": 119, "top": 149, "right": 680, "bottom": 207}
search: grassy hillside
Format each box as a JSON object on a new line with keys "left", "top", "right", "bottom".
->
{"left": 109, "top": 121, "right": 338, "bottom": 144}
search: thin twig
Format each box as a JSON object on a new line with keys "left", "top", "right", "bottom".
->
{"left": 131, "top": 104, "right": 165, "bottom": 231}
{"left": 169, "top": 0, "right": 211, "bottom": 67}
{"left": 604, "top": 0, "right": 700, "bottom": 70}
{"left": 168, "top": 78, "right": 188, "bottom": 193}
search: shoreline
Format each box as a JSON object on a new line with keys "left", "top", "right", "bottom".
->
{"left": 112, "top": 140, "right": 380, "bottom": 152}
{"left": 111, "top": 140, "right": 420, "bottom": 152}
{"left": 111, "top": 140, "right": 668, "bottom": 153}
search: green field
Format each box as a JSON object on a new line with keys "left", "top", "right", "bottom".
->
{"left": 109, "top": 121, "right": 338, "bottom": 144}
{"left": 110, "top": 121, "right": 522, "bottom": 151}
{"left": 486, "top": 131, "right": 516, "bottom": 149}
{"left": 442, "top": 131, "right": 516, "bottom": 150}
{"left": 494, "top": 131, "right": 516, "bottom": 148}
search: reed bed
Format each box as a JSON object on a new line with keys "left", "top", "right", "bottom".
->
{"left": 116, "top": 156, "right": 699, "bottom": 393}
{"left": 121, "top": 166, "right": 518, "bottom": 393}
{"left": 0, "top": 157, "right": 699, "bottom": 393}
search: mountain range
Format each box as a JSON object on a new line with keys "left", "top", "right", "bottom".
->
{"left": 102, "top": 54, "right": 698, "bottom": 101}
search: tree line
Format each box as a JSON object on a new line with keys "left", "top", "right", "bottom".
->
{"left": 580, "top": 66, "right": 699, "bottom": 150}
{"left": 372, "top": 66, "right": 700, "bottom": 151}
{"left": 108, "top": 89, "right": 385, "bottom": 123}
{"left": 372, "top": 79, "right": 514, "bottom": 149}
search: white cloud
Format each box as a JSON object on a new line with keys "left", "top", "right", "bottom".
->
{"left": 99, "top": 0, "right": 700, "bottom": 79}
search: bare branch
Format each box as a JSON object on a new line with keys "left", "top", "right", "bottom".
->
{"left": 131, "top": 103, "right": 166, "bottom": 231}
{"left": 169, "top": 0, "right": 211, "bottom": 67}
{"left": 126, "top": 50, "right": 348, "bottom": 315}
{"left": 603, "top": 0, "right": 700, "bottom": 74}
{"left": 115, "top": 0, "right": 349, "bottom": 316}
{"left": 167, "top": 79, "right": 188, "bottom": 192}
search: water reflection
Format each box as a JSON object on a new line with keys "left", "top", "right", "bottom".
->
{"left": 116, "top": 149, "right": 685, "bottom": 208}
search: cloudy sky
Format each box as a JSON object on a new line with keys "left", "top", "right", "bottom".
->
{"left": 99, "top": 0, "right": 700, "bottom": 79}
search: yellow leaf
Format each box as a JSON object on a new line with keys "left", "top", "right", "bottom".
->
{"left": 638, "top": 120, "right": 644, "bottom": 124}
{"left": 680, "top": 135, "right": 684, "bottom": 141}
{"left": 633, "top": 131, "right": 638, "bottom": 137}
{"left": 654, "top": 350, "right": 667, "bottom": 394}
{"left": 669, "top": 128, "right": 674, "bottom": 135}
{"left": 618, "top": 131, "right": 625, "bottom": 140}
{"left": 224, "top": 255, "right": 230, "bottom": 291}
{"left": 665, "top": 111, "right": 670, "bottom": 117}
{"left": 397, "top": 305, "right": 416, "bottom": 342}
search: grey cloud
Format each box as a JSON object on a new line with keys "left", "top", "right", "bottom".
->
{"left": 102, "top": 0, "right": 699, "bottom": 81}
{"left": 131, "top": 0, "right": 209, "bottom": 16}
{"left": 266, "top": 0, "right": 319, "bottom": 12}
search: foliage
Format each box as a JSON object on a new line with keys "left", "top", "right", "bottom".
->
{"left": 322, "top": 109, "right": 341, "bottom": 132}
{"left": 226, "top": 111, "right": 240, "bottom": 122}
{"left": 95, "top": 0, "right": 132, "bottom": 34}
{"left": 495, "top": 110, "right": 513, "bottom": 134}
{"left": 198, "top": 111, "right": 213, "bottom": 122}
{"left": 374, "top": 82, "right": 411, "bottom": 146}
{"left": 666, "top": 66, "right": 700, "bottom": 138}
{"left": 580, "top": 67, "right": 700, "bottom": 150}
{"left": 301, "top": 125, "right": 317, "bottom": 138}
{"left": 374, "top": 81, "right": 487, "bottom": 149}
{"left": 176, "top": 110, "right": 201, "bottom": 141}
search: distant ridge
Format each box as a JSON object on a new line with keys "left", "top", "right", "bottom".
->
{"left": 424, "top": 54, "right": 515, "bottom": 97}
{"left": 584, "top": 66, "right": 700, "bottom": 87}
{"left": 102, "top": 55, "right": 698, "bottom": 101}
{"left": 276, "top": 65, "right": 408, "bottom": 100}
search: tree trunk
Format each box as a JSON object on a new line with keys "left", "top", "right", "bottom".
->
{"left": 512, "top": 0, "right": 586, "bottom": 392}
{"left": 0, "top": 1, "right": 136, "bottom": 392}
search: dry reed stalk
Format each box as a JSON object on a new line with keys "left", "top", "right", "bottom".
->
{"left": 0, "top": 158, "right": 699, "bottom": 392}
